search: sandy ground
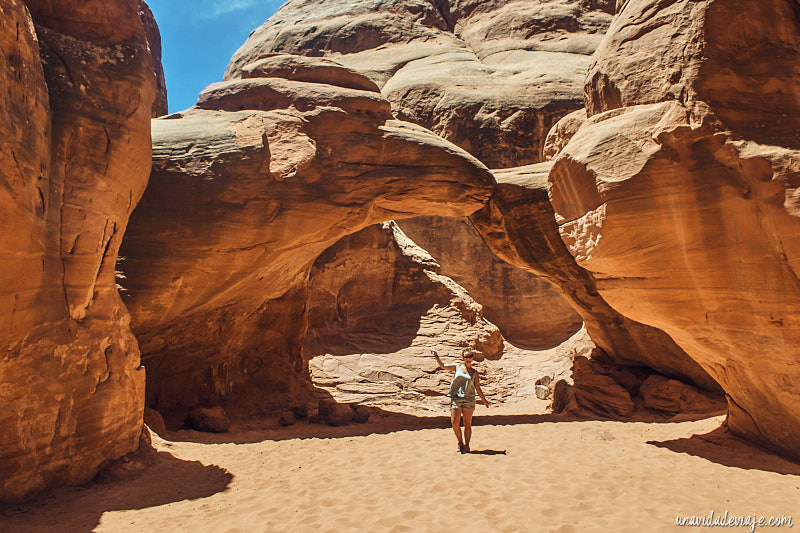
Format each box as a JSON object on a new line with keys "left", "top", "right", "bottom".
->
{"left": 2, "top": 404, "right": 799, "bottom": 533}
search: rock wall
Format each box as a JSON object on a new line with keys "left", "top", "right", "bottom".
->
{"left": 397, "top": 216, "right": 583, "bottom": 349}
{"left": 548, "top": 0, "right": 800, "bottom": 458}
{"left": 225, "top": 0, "right": 612, "bottom": 352}
{"left": 0, "top": 0, "right": 157, "bottom": 502}
{"left": 470, "top": 163, "right": 720, "bottom": 391}
{"left": 305, "top": 221, "right": 503, "bottom": 408}
{"left": 305, "top": 221, "right": 502, "bottom": 360}
{"left": 119, "top": 54, "right": 494, "bottom": 418}
{"left": 225, "top": 0, "right": 613, "bottom": 168}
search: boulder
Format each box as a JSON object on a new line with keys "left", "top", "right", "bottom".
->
{"left": 318, "top": 399, "right": 337, "bottom": 418}
{"left": 326, "top": 404, "right": 355, "bottom": 427}
{"left": 185, "top": 406, "right": 231, "bottom": 433}
{"left": 570, "top": 356, "right": 635, "bottom": 418}
{"left": 143, "top": 408, "right": 167, "bottom": 437}
{"left": 352, "top": 405, "right": 371, "bottom": 424}
{"left": 119, "top": 53, "right": 494, "bottom": 416}
{"left": 548, "top": 0, "right": 800, "bottom": 459}
{"left": 639, "top": 375, "right": 725, "bottom": 414}
{"left": 279, "top": 411, "right": 297, "bottom": 427}
{"left": 542, "top": 109, "right": 587, "bottom": 161}
{"left": 550, "top": 379, "right": 578, "bottom": 415}
{"left": 0, "top": 0, "right": 158, "bottom": 502}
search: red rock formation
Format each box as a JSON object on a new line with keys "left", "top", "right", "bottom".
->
{"left": 570, "top": 356, "right": 635, "bottom": 418}
{"left": 639, "top": 375, "right": 725, "bottom": 415}
{"left": 542, "top": 108, "right": 587, "bottom": 161}
{"left": 0, "top": 0, "right": 157, "bottom": 502}
{"left": 119, "top": 54, "right": 494, "bottom": 418}
{"left": 137, "top": 0, "right": 167, "bottom": 117}
{"left": 305, "top": 221, "right": 502, "bottom": 360}
{"left": 397, "top": 216, "right": 583, "bottom": 349}
{"left": 225, "top": 0, "right": 613, "bottom": 168}
{"left": 305, "top": 222, "right": 505, "bottom": 406}
{"left": 225, "top": 0, "right": 607, "bottom": 349}
{"left": 549, "top": 0, "right": 800, "bottom": 458}
{"left": 470, "top": 163, "right": 720, "bottom": 391}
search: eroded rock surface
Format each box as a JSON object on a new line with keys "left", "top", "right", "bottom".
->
{"left": 120, "top": 54, "right": 494, "bottom": 418}
{"left": 226, "top": 0, "right": 613, "bottom": 168}
{"left": 470, "top": 163, "right": 719, "bottom": 391}
{"left": 397, "top": 216, "right": 583, "bottom": 349}
{"left": 305, "top": 221, "right": 502, "bottom": 360}
{"left": 549, "top": 0, "right": 800, "bottom": 458}
{"left": 543, "top": 108, "right": 586, "bottom": 161}
{"left": 0, "top": 0, "right": 157, "bottom": 502}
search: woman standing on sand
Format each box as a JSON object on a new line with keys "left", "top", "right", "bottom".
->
{"left": 432, "top": 348, "right": 491, "bottom": 454}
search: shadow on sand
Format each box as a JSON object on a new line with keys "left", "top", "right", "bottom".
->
{"left": 0, "top": 447, "right": 232, "bottom": 533}
{"left": 162, "top": 408, "right": 587, "bottom": 446}
{"left": 647, "top": 425, "right": 800, "bottom": 476}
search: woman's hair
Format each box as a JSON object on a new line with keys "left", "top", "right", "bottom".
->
{"left": 461, "top": 349, "right": 476, "bottom": 358}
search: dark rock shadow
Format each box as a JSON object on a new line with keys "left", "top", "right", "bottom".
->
{"left": 647, "top": 425, "right": 800, "bottom": 475}
{"left": 0, "top": 449, "right": 232, "bottom": 533}
{"left": 304, "top": 303, "right": 433, "bottom": 357}
{"left": 161, "top": 405, "right": 607, "bottom": 445}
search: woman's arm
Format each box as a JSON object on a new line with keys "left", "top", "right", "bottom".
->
{"left": 474, "top": 372, "right": 491, "bottom": 407}
{"left": 431, "top": 349, "right": 456, "bottom": 371}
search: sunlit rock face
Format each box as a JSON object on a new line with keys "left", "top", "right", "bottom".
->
{"left": 119, "top": 54, "right": 495, "bottom": 417}
{"left": 0, "top": 0, "right": 157, "bottom": 502}
{"left": 548, "top": 0, "right": 800, "bottom": 459}
{"left": 397, "top": 216, "right": 583, "bottom": 350}
{"left": 469, "top": 163, "right": 719, "bottom": 391}
{"left": 223, "top": 0, "right": 613, "bottom": 352}
{"left": 225, "top": 0, "right": 613, "bottom": 169}
{"left": 304, "top": 221, "right": 502, "bottom": 403}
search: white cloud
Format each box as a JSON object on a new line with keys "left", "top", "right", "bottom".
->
{"left": 197, "top": 0, "right": 261, "bottom": 19}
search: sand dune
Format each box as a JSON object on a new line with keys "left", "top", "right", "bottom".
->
{"left": 3, "top": 407, "right": 798, "bottom": 533}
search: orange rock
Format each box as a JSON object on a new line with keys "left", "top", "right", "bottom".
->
{"left": 470, "top": 163, "right": 719, "bottom": 391}
{"left": 120, "top": 55, "right": 494, "bottom": 417}
{"left": 571, "top": 356, "right": 634, "bottom": 418}
{"left": 549, "top": 0, "right": 800, "bottom": 459}
{"left": 639, "top": 375, "right": 725, "bottom": 414}
{"left": 0, "top": 0, "right": 157, "bottom": 502}
{"left": 305, "top": 221, "right": 502, "bottom": 360}
{"left": 397, "top": 216, "right": 583, "bottom": 349}
{"left": 225, "top": 0, "right": 613, "bottom": 168}
{"left": 543, "top": 109, "right": 587, "bottom": 161}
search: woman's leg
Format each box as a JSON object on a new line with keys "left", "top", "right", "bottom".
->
{"left": 462, "top": 408, "right": 474, "bottom": 448}
{"left": 451, "top": 408, "right": 463, "bottom": 446}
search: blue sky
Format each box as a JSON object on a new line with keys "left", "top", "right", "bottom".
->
{"left": 147, "top": 0, "right": 284, "bottom": 113}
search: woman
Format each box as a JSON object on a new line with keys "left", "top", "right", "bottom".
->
{"left": 432, "top": 347, "right": 491, "bottom": 453}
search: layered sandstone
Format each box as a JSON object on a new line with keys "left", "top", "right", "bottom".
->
{"left": 119, "top": 54, "right": 494, "bottom": 418}
{"left": 548, "top": 0, "right": 800, "bottom": 458}
{"left": 226, "top": 0, "right": 611, "bottom": 351}
{"left": 226, "top": 0, "right": 613, "bottom": 168}
{"left": 0, "top": 0, "right": 157, "bottom": 502}
{"left": 470, "top": 163, "right": 719, "bottom": 391}
{"left": 542, "top": 108, "right": 587, "bottom": 161}
{"left": 397, "top": 216, "right": 583, "bottom": 349}
{"left": 305, "top": 221, "right": 502, "bottom": 360}
{"left": 305, "top": 221, "right": 508, "bottom": 409}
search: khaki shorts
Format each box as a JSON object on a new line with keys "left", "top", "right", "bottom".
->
{"left": 450, "top": 397, "right": 476, "bottom": 410}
